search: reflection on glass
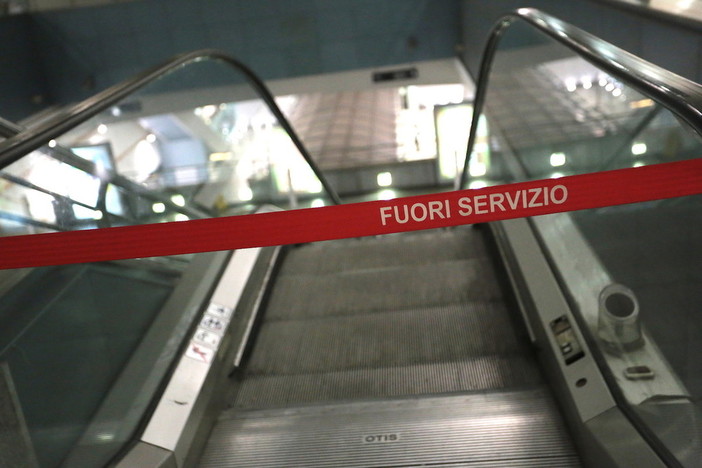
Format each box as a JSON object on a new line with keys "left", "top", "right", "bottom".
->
{"left": 0, "top": 56, "right": 340, "bottom": 468}
{"left": 436, "top": 103, "right": 490, "bottom": 182}
{"left": 483, "top": 20, "right": 702, "bottom": 466}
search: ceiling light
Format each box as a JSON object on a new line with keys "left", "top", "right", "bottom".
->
{"left": 210, "top": 152, "right": 232, "bottom": 162}
{"left": 469, "top": 161, "right": 487, "bottom": 177}
{"left": 238, "top": 186, "right": 253, "bottom": 201}
{"left": 630, "top": 98, "right": 654, "bottom": 109}
{"left": 377, "top": 171, "right": 393, "bottom": 187}
{"left": 170, "top": 194, "right": 186, "bottom": 207}
{"left": 550, "top": 152, "right": 566, "bottom": 167}
{"left": 631, "top": 142, "right": 647, "bottom": 155}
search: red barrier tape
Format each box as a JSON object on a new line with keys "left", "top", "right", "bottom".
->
{"left": 1, "top": 159, "right": 701, "bottom": 270}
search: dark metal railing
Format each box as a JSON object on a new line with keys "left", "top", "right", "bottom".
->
{"left": 0, "top": 50, "right": 342, "bottom": 205}
{"left": 457, "top": 7, "right": 702, "bottom": 190}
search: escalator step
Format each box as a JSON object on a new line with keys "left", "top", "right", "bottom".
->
{"left": 245, "top": 302, "right": 528, "bottom": 376}
{"left": 280, "top": 227, "right": 489, "bottom": 274}
{"left": 265, "top": 258, "right": 504, "bottom": 320}
{"left": 203, "top": 388, "right": 580, "bottom": 467}
{"left": 231, "top": 355, "right": 542, "bottom": 409}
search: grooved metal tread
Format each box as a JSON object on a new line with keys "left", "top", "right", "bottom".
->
{"left": 280, "top": 227, "right": 490, "bottom": 275}
{"left": 206, "top": 228, "right": 581, "bottom": 466}
{"left": 265, "top": 258, "right": 504, "bottom": 319}
{"left": 231, "top": 355, "right": 543, "bottom": 409}
{"left": 246, "top": 302, "right": 528, "bottom": 375}
{"left": 201, "top": 389, "right": 580, "bottom": 467}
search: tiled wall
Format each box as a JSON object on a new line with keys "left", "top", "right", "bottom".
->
{"left": 27, "top": 0, "right": 137, "bottom": 12}
{"left": 0, "top": 15, "right": 48, "bottom": 120}
{"left": 4, "top": 0, "right": 701, "bottom": 121}
{"left": 28, "top": 0, "right": 461, "bottom": 108}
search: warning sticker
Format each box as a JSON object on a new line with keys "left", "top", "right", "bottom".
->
{"left": 193, "top": 328, "right": 222, "bottom": 348}
{"left": 207, "top": 303, "right": 234, "bottom": 320}
{"left": 185, "top": 343, "right": 215, "bottom": 364}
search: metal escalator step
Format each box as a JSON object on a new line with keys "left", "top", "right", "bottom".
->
{"left": 280, "top": 227, "right": 490, "bottom": 274}
{"left": 245, "top": 302, "right": 528, "bottom": 375}
{"left": 231, "top": 355, "right": 543, "bottom": 409}
{"left": 201, "top": 388, "right": 580, "bottom": 467}
{"left": 265, "top": 258, "right": 504, "bottom": 320}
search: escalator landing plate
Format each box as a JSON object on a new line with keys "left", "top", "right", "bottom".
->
{"left": 199, "top": 387, "right": 580, "bottom": 467}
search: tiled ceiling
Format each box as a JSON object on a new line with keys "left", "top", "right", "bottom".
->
{"left": 288, "top": 88, "right": 400, "bottom": 170}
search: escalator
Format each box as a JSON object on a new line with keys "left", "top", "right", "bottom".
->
{"left": 0, "top": 7, "right": 701, "bottom": 468}
{"left": 197, "top": 226, "right": 580, "bottom": 467}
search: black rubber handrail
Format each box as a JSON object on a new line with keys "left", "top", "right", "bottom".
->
{"left": 457, "top": 7, "right": 702, "bottom": 190}
{"left": 0, "top": 49, "right": 342, "bottom": 205}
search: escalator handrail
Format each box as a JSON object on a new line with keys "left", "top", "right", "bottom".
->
{"left": 458, "top": 8, "right": 693, "bottom": 466}
{"left": 457, "top": 7, "right": 702, "bottom": 189}
{"left": 0, "top": 49, "right": 342, "bottom": 205}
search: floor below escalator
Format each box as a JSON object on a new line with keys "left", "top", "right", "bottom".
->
{"left": 197, "top": 226, "right": 581, "bottom": 467}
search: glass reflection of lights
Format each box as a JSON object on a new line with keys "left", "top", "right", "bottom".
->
{"left": 175, "top": 214, "right": 189, "bottom": 222}
{"left": 170, "top": 194, "right": 186, "bottom": 207}
{"left": 133, "top": 139, "right": 161, "bottom": 182}
{"left": 96, "top": 433, "right": 115, "bottom": 443}
{"left": 551, "top": 172, "right": 564, "bottom": 179}
{"left": 152, "top": 202, "right": 166, "bottom": 214}
{"left": 630, "top": 98, "right": 654, "bottom": 109}
{"left": 89, "top": 133, "right": 104, "bottom": 145}
{"left": 469, "top": 160, "right": 487, "bottom": 177}
{"left": 377, "top": 189, "right": 396, "bottom": 200}
{"left": 238, "top": 186, "right": 253, "bottom": 202}
{"left": 469, "top": 180, "right": 488, "bottom": 190}
{"left": 210, "top": 152, "right": 232, "bottom": 162}
{"left": 311, "top": 198, "right": 325, "bottom": 208}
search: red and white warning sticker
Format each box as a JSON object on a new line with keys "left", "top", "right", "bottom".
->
{"left": 0, "top": 158, "right": 700, "bottom": 270}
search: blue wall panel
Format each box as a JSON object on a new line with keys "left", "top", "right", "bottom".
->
{"left": 27, "top": 0, "right": 461, "bottom": 107}
{"left": 0, "top": 15, "right": 49, "bottom": 121}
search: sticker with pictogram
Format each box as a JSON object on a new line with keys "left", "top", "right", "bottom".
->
{"left": 185, "top": 343, "right": 215, "bottom": 364}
